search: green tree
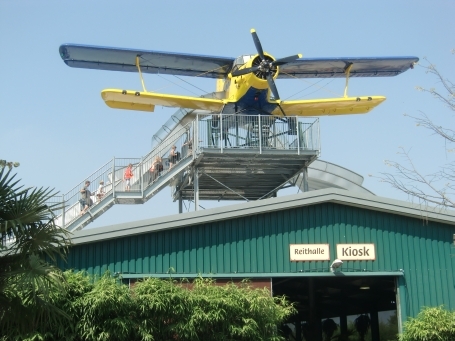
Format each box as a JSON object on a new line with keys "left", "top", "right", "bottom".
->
{"left": 0, "top": 167, "right": 71, "bottom": 339}
{"left": 12, "top": 271, "right": 295, "bottom": 340}
{"left": 75, "top": 272, "right": 137, "bottom": 341}
{"left": 52, "top": 270, "right": 94, "bottom": 340}
{"left": 133, "top": 277, "right": 193, "bottom": 340}
{"left": 134, "top": 276, "right": 296, "bottom": 341}
{"left": 399, "top": 306, "right": 455, "bottom": 341}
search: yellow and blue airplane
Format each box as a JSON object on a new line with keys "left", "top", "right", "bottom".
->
{"left": 59, "top": 29, "right": 418, "bottom": 117}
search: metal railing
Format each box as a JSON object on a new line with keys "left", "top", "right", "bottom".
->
{"left": 50, "top": 114, "right": 319, "bottom": 230}
{"left": 195, "top": 114, "right": 320, "bottom": 153}
{"left": 51, "top": 122, "right": 192, "bottom": 229}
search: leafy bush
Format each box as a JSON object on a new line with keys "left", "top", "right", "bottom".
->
{"left": 133, "top": 277, "right": 296, "bottom": 341}
{"left": 399, "top": 306, "right": 455, "bottom": 341}
{"left": 75, "top": 273, "right": 137, "bottom": 341}
{"left": 2, "top": 271, "right": 295, "bottom": 341}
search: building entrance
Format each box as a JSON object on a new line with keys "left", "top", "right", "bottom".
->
{"left": 273, "top": 275, "right": 398, "bottom": 341}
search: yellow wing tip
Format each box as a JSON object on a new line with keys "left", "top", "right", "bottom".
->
{"left": 278, "top": 95, "right": 387, "bottom": 117}
{"left": 101, "top": 88, "right": 126, "bottom": 95}
{"left": 104, "top": 100, "right": 155, "bottom": 112}
{"left": 250, "top": 28, "right": 256, "bottom": 33}
{"left": 298, "top": 54, "right": 303, "bottom": 58}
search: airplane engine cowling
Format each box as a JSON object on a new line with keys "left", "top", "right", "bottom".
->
{"left": 251, "top": 55, "right": 278, "bottom": 80}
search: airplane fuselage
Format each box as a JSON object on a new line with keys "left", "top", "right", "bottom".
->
{"left": 218, "top": 53, "right": 279, "bottom": 115}
{"left": 222, "top": 87, "right": 277, "bottom": 115}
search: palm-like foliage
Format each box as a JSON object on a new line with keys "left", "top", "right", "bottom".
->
{"left": 0, "top": 167, "right": 71, "bottom": 339}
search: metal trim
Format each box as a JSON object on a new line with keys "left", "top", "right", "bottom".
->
{"left": 118, "top": 271, "right": 404, "bottom": 279}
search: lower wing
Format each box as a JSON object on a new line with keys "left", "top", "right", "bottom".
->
{"left": 101, "top": 89, "right": 226, "bottom": 112}
{"left": 273, "top": 96, "right": 386, "bottom": 116}
{"left": 101, "top": 89, "right": 385, "bottom": 116}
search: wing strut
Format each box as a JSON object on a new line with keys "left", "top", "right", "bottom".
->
{"left": 136, "top": 56, "right": 148, "bottom": 92}
{"left": 343, "top": 63, "right": 353, "bottom": 98}
{"left": 219, "top": 103, "right": 227, "bottom": 115}
{"left": 277, "top": 102, "right": 287, "bottom": 117}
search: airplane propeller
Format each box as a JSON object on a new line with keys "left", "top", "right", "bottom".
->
{"left": 231, "top": 29, "right": 302, "bottom": 101}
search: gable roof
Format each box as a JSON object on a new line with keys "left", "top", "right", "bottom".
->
{"left": 71, "top": 188, "right": 455, "bottom": 245}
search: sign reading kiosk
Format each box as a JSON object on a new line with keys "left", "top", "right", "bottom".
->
{"left": 290, "top": 244, "right": 330, "bottom": 261}
{"left": 336, "top": 244, "right": 376, "bottom": 260}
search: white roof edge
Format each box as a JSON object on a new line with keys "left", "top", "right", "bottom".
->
{"left": 70, "top": 188, "right": 455, "bottom": 245}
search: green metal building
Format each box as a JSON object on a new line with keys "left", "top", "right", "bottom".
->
{"left": 61, "top": 188, "right": 455, "bottom": 339}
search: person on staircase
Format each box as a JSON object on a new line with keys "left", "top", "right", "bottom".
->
{"left": 148, "top": 156, "right": 163, "bottom": 185}
{"left": 168, "top": 145, "right": 180, "bottom": 170}
{"left": 79, "top": 180, "right": 93, "bottom": 215}
{"left": 96, "top": 180, "right": 105, "bottom": 203}
{"left": 124, "top": 164, "right": 133, "bottom": 191}
{"left": 182, "top": 135, "right": 193, "bottom": 158}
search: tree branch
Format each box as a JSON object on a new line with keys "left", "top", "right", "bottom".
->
{"left": 378, "top": 54, "right": 455, "bottom": 209}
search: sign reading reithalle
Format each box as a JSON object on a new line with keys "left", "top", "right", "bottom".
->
{"left": 290, "top": 244, "right": 330, "bottom": 261}
{"left": 336, "top": 244, "right": 376, "bottom": 260}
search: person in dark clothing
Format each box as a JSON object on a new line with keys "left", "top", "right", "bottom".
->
{"left": 169, "top": 145, "right": 180, "bottom": 169}
{"left": 148, "top": 156, "right": 163, "bottom": 184}
{"left": 79, "top": 180, "right": 93, "bottom": 215}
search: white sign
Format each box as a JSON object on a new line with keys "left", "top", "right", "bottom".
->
{"left": 290, "top": 244, "right": 330, "bottom": 261}
{"left": 336, "top": 244, "right": 376, "bottom": 260}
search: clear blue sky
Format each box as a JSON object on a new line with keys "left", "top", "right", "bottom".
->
{"left": 1, "top": 0, "right": 453, "bottom": 229}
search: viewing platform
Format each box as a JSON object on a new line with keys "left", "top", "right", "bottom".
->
{"left": 50, "top": 113, "right": 320, "bottom": 232}
{"left": 174, "top": 114, "right": 320, "bottom": 201}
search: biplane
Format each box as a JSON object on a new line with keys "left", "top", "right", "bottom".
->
{"left": 59, "top": 29, "right": 418, "bottom": 117}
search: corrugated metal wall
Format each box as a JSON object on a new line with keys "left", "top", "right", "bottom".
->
{"left": 61, "top": 202, "right": 455, "bottom": 318}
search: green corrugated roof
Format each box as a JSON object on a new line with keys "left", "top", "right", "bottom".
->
{"left": 70, "top": 188, "right": 455, "bottom": 246}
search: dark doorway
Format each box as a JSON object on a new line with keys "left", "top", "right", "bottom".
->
{"left": 273, "top": 276, "right": 398, "bottom": 341}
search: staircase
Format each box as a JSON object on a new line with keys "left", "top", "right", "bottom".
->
{"left": 53, "top": 121, "right": 194, "bottom": 232}
{"left": 52, "top": 112, "right": 321, "bottom": 232}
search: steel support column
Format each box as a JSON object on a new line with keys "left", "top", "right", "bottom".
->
{"left": 302, "top": 166, "right": 309, "bottom": 192}
{"left": 194, "top": 168, "right": 199, "bottom": 211}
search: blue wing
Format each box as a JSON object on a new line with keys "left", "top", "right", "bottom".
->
{"left": 278, "top": 56, "right": 419, "bottom": 78}
{"left": 59, "top": 44, "right": 418, "bottom": 79}
{"left": 59, "top": 44, "right": 235, "bottom": 79}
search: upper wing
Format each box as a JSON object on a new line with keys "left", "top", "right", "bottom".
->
{"left": 274, "top": 96, "right": 386, "bottom": 117}
{"left": 101, "top": 89, "right": 226, "bottom": 112}
{"left": 278, "top": 57, "right": 419, "bottom": 78}
{"left": 59, "top": 44, "right": 235, "bottom": 78}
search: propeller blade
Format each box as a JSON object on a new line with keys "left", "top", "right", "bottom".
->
{"left": 272, "top": 54, "right": 302, "bottom": 66}
{"left": 231, "top": 66, "right": 259, "bottom": 77}
{"left": 251, "top": 28, "right": 265, "bottom": 59}
{"left": 267, "top": 74, "right": 280, "bottom": 100}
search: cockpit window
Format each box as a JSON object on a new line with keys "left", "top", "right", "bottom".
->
{"left": 233, "top": 55, "right": 254, "bottom": 67}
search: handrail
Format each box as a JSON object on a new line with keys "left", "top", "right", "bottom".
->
{"left": 50, "top": 114, "right": 320, "bottom": 231}
{"left": 62, "top": 158, "right": 113, "bottom": 200}
{"left": 51, "top": 122, "right": 192, "bottom": 230}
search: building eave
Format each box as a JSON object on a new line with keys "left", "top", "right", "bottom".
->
{"left": 70, "top": 188, "right": 455, "bottom": 246}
